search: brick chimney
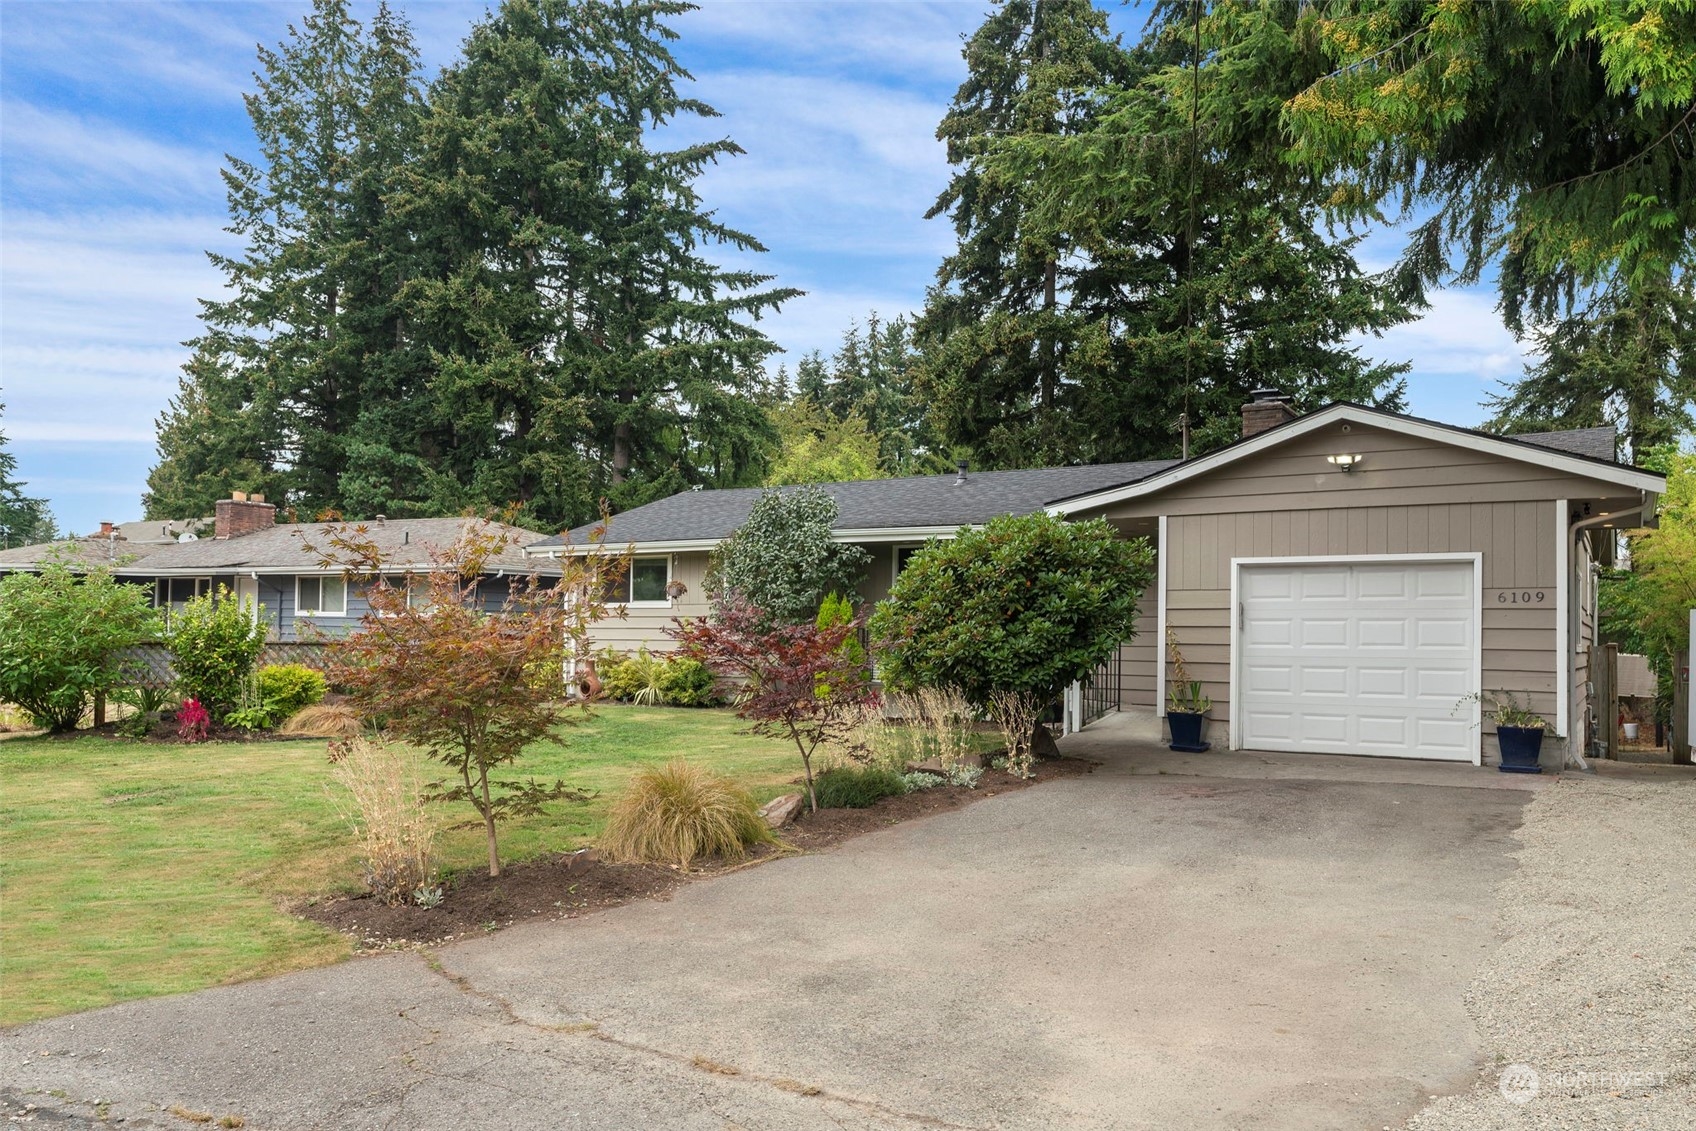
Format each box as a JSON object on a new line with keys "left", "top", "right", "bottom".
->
{"left": 214, "top": 492, "right": 276, "bottom": 539}
{"left": 1241, "top": 388, "right": 1298, "bottom": 438}
{"left": 98, "top": 521, "right": 116, "bottom": 537}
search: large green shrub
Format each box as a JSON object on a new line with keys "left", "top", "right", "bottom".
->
{"left": 707, "top": 486, "right": 869, "bottom": 626}
{"left": 598, "top": 649, "right": 722, "bottom": 707}
{"left": 657, "top": 656, "right": 720, "bottom": 707}
{"left": 869, "top": 513, "right": 1154, "bottom": 775}
{"left": 164, "top": 586, "right": 269, "bottom": 718}
{"left": 0, "top": 563, "right": 159, "bottom": 732}
{"left": 256, "top": 663, "right": 329, "bottom": 717}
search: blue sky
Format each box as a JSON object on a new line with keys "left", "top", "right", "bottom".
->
{"left": 0, "top": 0, "right": 1530, "bottom": 536}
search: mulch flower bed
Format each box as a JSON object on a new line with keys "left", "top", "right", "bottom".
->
{"left": 297, "top": 755, "right": 1096, "bottom": 948}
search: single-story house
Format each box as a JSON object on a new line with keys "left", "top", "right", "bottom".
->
{"left": 0, "top": 495, "right": 559, "bottom": 641}
{"left": 527, "top": 393, "right": 1666, "bottom": 769}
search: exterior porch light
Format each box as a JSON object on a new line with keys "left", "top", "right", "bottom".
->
{"left": 1326, "top": 453, "right": 1363, "bottom": 473}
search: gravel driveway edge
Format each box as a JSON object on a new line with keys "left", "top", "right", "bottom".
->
{"left": 1406, "top": 774, "right": 1696, "bottom": 1129}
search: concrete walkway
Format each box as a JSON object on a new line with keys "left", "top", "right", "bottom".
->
{"left": 3, "top": 722, "right": 1533, "bottom": 1130}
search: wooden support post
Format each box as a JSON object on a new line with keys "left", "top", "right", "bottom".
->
{"left": 1602, "top": 643, "right": 1620, "bottom": 761}
{"left": 1673, "top": 645, "right": 1692, "bottom": 766}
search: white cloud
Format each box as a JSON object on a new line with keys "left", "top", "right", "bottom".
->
{"left": 0, "top": 102, "right": 227, "bottom": 205}
{"left": 1, "top": 208, "right": 229, "bottom": 449}
{"left": 1348, "top": 287, "right": 1534, "bottom": 425}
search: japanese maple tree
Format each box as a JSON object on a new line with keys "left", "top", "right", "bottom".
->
{"left": 304, "top": 518, "right": 626, "bottom": 876}
{"left": 671, "top": 596, "right": 872, "bottom": 812}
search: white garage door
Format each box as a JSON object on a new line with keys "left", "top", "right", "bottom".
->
{"left": 1238, "top": 560, "right": 1477, "bottom": 760}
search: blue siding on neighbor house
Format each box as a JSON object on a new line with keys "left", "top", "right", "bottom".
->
{"left": 141, "top": 571, "right": 537, "bottom": 641}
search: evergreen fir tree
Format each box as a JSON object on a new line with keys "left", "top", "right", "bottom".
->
{"left": 922, "top": 0, "right": 1415, "bottom": 465}
{"left": 403, "top": 0, "right": 797, "bottom": 528}
{"left": 0, "top": 406, "right": 58, "bottom": 546}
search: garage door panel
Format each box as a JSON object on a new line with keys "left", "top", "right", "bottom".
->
{"left": 1414, "top": 718, "right": 1474, "bottom": 759}
{"left": 1357, "top": 715, "right": 1411, "bottom": 748}
{"left": 1244, "top": 665, "right": 1293, "bottom": 694}
{"left": 1355, "top": 569, "right": 1410, "bottom": 600}
{"left": 1243, "top": 570, "right": 1295, "bottom": 600}
{"left": 1240, "top": 560, "right": 1477, "bottom": 761}
{"left": 1357, "top": 667, "right": 1408, "bottom": 697}
{"left": 1299, "top": 570, "right": 1349, "bottom": 599}
{"left": 1415, "top": 618, "right": 1472, "bottom": 648}
{"left": 1244, "top": 617, "right": 1293, "bottom": 647}
{"left": 1356, "top": 618, "right": 1408, "bottom": 648}
{"left": 1415, "top": 668, "right": 1470, "bottom": 700}
{"left": 1290, "top": 619, "right": 1344, "bottom": 648}
{"left": 1299, "top": 666, "right": 1349, "bottom": 696}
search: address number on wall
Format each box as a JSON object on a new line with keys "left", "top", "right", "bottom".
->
{"left": 1489, "top": 589, "right": 1548, "bottom": 605}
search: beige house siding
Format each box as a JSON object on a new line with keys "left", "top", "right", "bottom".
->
{"left": 1096, "top": 423, "right": 1641, "bottom": 756}
{"left": 585, "top": 542, "right": 908, "bottom": 658}
{"left": 587, "top": 551, "right": 712, "bottom": 655}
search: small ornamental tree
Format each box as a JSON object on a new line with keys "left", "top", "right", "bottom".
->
{"left": 0, "top": 561, "right": 159, "bottom": 732}
{"left": 164, "top": 585, "right": 269, "bottom": 718}
{"left": 707, "top": 486, "right": 870, "bottom": 626}
{"left": 869, "top": 513, "right": 1154, "bottom": 776}
{"left": 303, "top": 518, "right": 627, "bottom": 877}
{"left": 671, "top": 596, "right": 873, "bottom": 812}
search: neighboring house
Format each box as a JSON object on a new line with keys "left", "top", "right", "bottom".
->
{"left": 0, "top": 495, "right": 559, "bottom": 641}
{"left": 527, "top": 392, "right": 1666, "bottom": 769}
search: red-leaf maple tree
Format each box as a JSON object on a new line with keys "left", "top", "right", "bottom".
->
{"left": 671, "top": 595, "right": 872, "bottom": 812}
{"left": 303, "top": 517, "right": 627, "bottom": 876}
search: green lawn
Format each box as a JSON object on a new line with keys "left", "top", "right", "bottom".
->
{"left": 0, "top": 706, "right": 803, "bottom": 1026}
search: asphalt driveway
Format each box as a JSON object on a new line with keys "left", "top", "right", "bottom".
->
{"left": 2, "top": 725, "right": 1534, "bottom": 1129}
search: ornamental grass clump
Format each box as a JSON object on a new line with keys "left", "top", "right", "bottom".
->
{"left": 599, "top": 760, "right": 773, "bottom": 869}
{"left": 279, "top": 703, "right": 363, "bottom": 737}
{"left": 812, "top": 764, "right": 908, "bottom": 809}
{"left": 327, "top": 737, "right": 437, "bottom": 906}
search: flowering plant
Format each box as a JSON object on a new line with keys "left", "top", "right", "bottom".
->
{"left": 177, "top": 698, "right": 211, "bottom": 742}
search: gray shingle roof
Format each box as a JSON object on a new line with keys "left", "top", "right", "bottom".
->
{"left": 533, "top": 461, "right": 1179, "bottom": 549}
{"left": 1512, "top": 426, "right": 1618, "bottom": 461}
{"left": 139, "top": 518, "right": 561, "bottom": 574}
{"left": 0, "top": 537, "right": 176, "bottom": 570}
{"left": 3, "top": 519, "right": 561, "bottom": 576}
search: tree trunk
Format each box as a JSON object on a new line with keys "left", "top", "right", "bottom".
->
{"left": 1031, "top": 717, "right": 1061, "bottom": 760}
{"left": 479, "top": 768, "right": 501, "bottom": 877}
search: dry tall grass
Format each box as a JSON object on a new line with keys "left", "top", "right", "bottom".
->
{"left": 280, "top": 703, "right": 363, "bottom": 737}
{"left": 326, "top": 737, "right": 437, "bottom": 905}
{"left": 853, "top": 686, "right": 976, "bottom": 770}
{"left": 599, "top": 760, "right": 774, "bottom": 869}
{"left": 987, "top": 689, "right": 1042, "bottom": 779}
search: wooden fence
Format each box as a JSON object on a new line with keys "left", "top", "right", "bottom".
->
{"left": 119, "top": 642, "right": 342, "bottom": 690}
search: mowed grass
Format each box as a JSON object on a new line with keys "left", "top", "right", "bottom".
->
{"left": 0, "top": 705, "right": 802, "bottom": 1025}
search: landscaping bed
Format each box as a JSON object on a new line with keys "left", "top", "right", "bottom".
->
{"left": 298, "top": 754, "right": 1096, "bottom": 948}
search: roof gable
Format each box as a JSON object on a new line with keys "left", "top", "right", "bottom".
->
{"left": 1048, "top": 405, "right": 1664, "bottom": 515}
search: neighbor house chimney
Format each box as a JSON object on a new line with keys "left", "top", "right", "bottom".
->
{"left": 954, "top": 459, "right": 969, "bottom": 485}
{"left": 214, "top": 492, "right": 277, "bottom": 539}
{"left": 1241, "top": 388, "right": 1298, "bottom": 438}
{"left": 98, "top": 521, "right": 116, "bottom": 537}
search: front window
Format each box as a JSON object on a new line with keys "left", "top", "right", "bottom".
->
{"left": 154, "top": 577, "right": 211, "bottom": 608}
{"left": 605, "top": 556, "right": 670, "bottom": 604}
{"left": 297, "top": 575, "right": 347, "bottom": 616}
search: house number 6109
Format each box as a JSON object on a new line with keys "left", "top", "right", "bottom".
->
{"left": 1496, "top": 590, "right": 1547, "bottom": 604}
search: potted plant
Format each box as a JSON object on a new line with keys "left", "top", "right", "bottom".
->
{"left": 1165, "top": 628, "right": 1211, "bottom": 752}
{"left": 1458, "top": 691, "right": 1547, "bottom": 773}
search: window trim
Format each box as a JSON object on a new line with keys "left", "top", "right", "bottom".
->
{"left": 295, "top": 573, "right": 348, "bottom": 617}
{"left": 609, "top": 554, "right": 672, "bottom": 608}
{"left": 154, "top": 576, "right": 212, "bottom": 608}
